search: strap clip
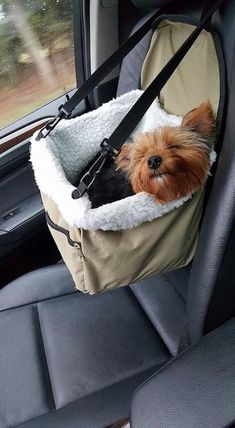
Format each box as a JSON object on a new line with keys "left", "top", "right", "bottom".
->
{"left": 72, "top": 138, "right": 118, "bottom": 199}
{"left": 36, "top": 97, "right": 71, "bottom": 141}
{"left": 58, "top": 102, "right": 71, "bottom": 118}
{"left": 100, "top": 138, "right": 119, "bottom": 157}
{"left": 36, "top": 113, "right": 64, "bottom": 140}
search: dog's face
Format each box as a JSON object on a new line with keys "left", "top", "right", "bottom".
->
{"left": 116, "top": 101, "right": 216, "bottom": 204}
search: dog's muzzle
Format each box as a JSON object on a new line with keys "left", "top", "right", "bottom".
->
{"left": 147, "top": 155, "right": 162, "bottom": 170}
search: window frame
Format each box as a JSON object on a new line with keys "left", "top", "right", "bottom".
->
{"left": 0, "top": 0, "right": 85, "bottom": 141}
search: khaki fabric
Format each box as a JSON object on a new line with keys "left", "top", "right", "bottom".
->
{"left": 43, "top": 191, "right": 203, "bottom": 294}
{"left": 41, "top": 20, "right": 220, "bottom": 294}
{"left": 141, "top": 20, "right": 220, "bottom": 116}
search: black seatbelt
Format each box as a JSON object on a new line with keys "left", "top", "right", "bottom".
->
{"left": 36, "top": 8, "right": 163, "bottom": 141}
{"left": 72, "top": 0, "right": 224, "bottom": 199}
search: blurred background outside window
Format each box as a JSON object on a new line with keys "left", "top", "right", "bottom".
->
{"left": 0, "top": 0, "right": 76, "bottom": 129}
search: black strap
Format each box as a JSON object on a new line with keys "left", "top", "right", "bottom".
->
{"left": 36, "top": 8, "right": 163, "bottom": 140}
{"left": 104, "top": 0, "right": 224, "bottom": 152}
{"left": 72, "top": 0, "right": 223, "bottom": 199}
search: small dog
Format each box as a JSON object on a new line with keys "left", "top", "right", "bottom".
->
{"left": 86, "top": 101, "right": 215, "bottom": 208}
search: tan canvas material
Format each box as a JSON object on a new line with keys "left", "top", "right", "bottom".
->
{"left": 41, "top": 19, "right": 220, "bottom": 294}
{"left": 42, "top": 191, "right": 202, "bottom": 294}
{"left": 141, "top": 20, "right": 220, "bottom": 116}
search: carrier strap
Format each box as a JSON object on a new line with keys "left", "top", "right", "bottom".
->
{"left": 73, "top": 0, "right": 224, "bottom": 199}
{"left": 102, "top": 0, "right": 223, "bottom": 153}
{"left": 36, "top": 8, "right": 163, "bottom": 140}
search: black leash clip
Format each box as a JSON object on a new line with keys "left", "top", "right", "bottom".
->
{"left": 36, "top": 114, "right": 64, "bottom": 141}
{"left": 72, "top": 138, "right": 119, "bottom": 199}
{"left": 36, "top": 97, "right": 71, "bottom": 141}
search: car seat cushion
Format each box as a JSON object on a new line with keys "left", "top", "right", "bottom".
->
{"left": 0, "top": 267, "right": 169, "bottom": 427}
{"left": 0, "top": 264, "right": 75, "bottom": 311}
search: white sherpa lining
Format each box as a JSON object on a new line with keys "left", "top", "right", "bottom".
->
{"left": 30, "top": 90, "right": 216, "bottom": 231}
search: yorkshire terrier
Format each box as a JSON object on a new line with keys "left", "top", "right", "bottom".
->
{"left": 86, "top": 101, "right": 215, "bottom": 208}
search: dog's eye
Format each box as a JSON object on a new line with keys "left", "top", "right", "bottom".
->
{"left": 168, "top": 144, "right": 181, "bottom": 149}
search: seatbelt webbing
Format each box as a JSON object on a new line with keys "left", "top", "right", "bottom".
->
{"left": 36, "top": 8, "right": 163, "bottom": 140}
{"left": 106, "top": 0, "right": 224, "bottom": 152}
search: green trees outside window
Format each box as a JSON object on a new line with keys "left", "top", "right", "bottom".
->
{"left": 0, "top": 0, "right": 76, "bottom": 128}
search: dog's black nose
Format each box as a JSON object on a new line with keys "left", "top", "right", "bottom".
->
{"left": 147, "top": 155, "right": 162, "bottom": 170}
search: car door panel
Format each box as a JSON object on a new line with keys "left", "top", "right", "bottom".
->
{"left": 0, "top": 0, "right": 119, "bottom": 286}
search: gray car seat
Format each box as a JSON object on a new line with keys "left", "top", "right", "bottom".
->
{"left": 0, "top": 0, "right": 235, "bottom": 427}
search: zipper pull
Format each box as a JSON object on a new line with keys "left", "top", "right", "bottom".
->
{"left": 73, "top": 242, "right": 86, "bottom": 261}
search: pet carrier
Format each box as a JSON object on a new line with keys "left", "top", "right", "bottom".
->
{"left": 31, "top": 0, "right": 225, "bottom": 294}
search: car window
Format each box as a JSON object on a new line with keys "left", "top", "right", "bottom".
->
{"left": 0, "top": 0, "right": 76, "bottom": 129}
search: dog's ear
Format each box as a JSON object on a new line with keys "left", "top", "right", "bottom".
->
{"left": 115, "top": 143, "right": 131, "bottom": 172}
{"left": 182, "top": 100, "right": 216, "bottom": 138}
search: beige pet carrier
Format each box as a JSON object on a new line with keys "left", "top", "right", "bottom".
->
{"left": 31, "top": 1, "right": 224, "bottom": 294}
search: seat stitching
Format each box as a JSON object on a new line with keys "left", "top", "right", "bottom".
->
{"left": 35, "top": 303, "right": 56, "bottom": 411}
{"left": 161, "top": 274, "right": 187, "bottom": 303}
{"left": 12, "top": 363, "right": 166, "bottom": 427}
{"left": 0, "top": 290, "right": 77, "bottom": 313}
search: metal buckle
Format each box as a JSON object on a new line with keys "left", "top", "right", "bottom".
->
{"left": 36, "top": 98, "right": 71, "bottom": 141}
{"left": 100, "top": 138, "right": 119, "bottom": 157}
{"left": 72, "top": 151, "right": 108, "bottom": 199}
{"left": 58, "top": 103, "right": 71, "bottom": 119}
{"left": 72, "top": 138, "right": 119, "bottom": 199}
{"left": 36, "top": 114, "right": 64, "bottom": 141}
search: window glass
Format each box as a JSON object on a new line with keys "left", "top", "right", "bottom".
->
{"left": 0, "top": 0, "right": 76, "bottom": 129}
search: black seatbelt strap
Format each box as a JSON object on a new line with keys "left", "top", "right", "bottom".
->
{"left": 105, "top": 0, "right": 222, "bottom": 152}
{"left": 73, "top": 0, "right": 223, "bottom": 199}
{"left": 36, "top": 8, "right": 163, "bottom": 141}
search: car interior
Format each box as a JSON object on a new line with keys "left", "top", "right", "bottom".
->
{"left": 0, "top": 0, "right": 235, "bottom": 427}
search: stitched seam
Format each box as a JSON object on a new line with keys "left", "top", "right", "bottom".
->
{"left": 35, "top": 303, "right": 56, "bottom": 411}
{"left": 131, "top": 276, "right": 187, "bottom": 355}
{"left": 130, "top": 288, "right": 174, "bottom": 355}
{"left": 68, "top": 361, "right": 167, "bottom": 403}
{"left": 12, "top": 363, "right": 165, "bottom": 428}
{"left": 204, "top": 220, "right": 235, "bottom": 332}
{"left": 0, "top": 290, "right": 76, "bottom": 313}
{"left": 161, "top": 274, "right": 187, "bottom": 304}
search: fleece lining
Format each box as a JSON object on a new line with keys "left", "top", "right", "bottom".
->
{"left": 30, "top": 90, "right": 216, "bottom": 231}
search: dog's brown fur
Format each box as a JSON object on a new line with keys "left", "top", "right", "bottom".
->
{"left": 116, "top": 101, "right": 215, "bottom": 204}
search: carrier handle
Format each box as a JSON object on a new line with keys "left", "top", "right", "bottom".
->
{"left": 36, "top": 8, "right": 163, "bottom": 141}
{"left": 72, "top": 0, "right": 224, "bottom": 199}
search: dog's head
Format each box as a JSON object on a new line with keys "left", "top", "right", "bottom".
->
{"left": 116, "top": 101, "right": 216, "bottom": 204}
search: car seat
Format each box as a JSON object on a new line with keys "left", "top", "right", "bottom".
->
{"left": 0, "top": 1, "right": 235, "bottom": 427}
